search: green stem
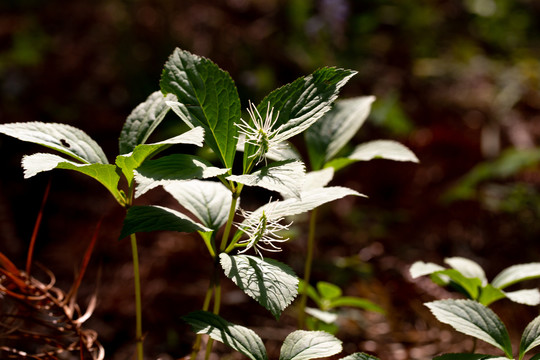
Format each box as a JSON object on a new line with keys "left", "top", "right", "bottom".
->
{"left": 130, "top": 233, "right": 144, "bottom": 360}
{"left": 219, "top": 185, "right": 242, "bottom": 252}
{"left": 190, "top": 278, "right": 216, "bottom": 359}
{"left": 298, "top": 208, "right": 318, "bottom": 329}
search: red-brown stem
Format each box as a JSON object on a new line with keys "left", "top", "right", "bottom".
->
{"left": 26, "top": 178, "right": 52, "bottom": 276}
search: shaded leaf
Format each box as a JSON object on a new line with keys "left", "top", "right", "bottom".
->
{"left": 520, "top": 315, "right": 540, "bottom": 359}
{"left": 118, "top": 91, "right": 175, "bottom": 154}
{"left": 219, "top": 253, "right": 298, "bottom": 319}
{"left": 426, "top": 299, "right": 512, "bottom": 357}
{"left": 434, "top": 354, "right": 507, "bottom": 360}
{"left": 161, "top": 48, "right": 240, "bottom": 168}
{"left": 163, "top": 179, "right": 233, "bottom": 230}
{"left": 0, "top": 122, "right": 108, "bottom": 164}
{"left": 305, "top": 96, "right": 375, "bottom": 170}
{"left": 340, "top": 353, "right": 381, "bottom": 360}
{"left": 279, "top": 330, "right": 342, "bottom": 360}
{"left": 119, "top": 205, "right": 210, "bottom": 239}
{"left": 183, "top": 311, "right": 268, "bottom": 360}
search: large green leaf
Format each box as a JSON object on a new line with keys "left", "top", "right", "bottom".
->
{"left": 163, "top": 179, "right": 233, "bottom": 230}
{"left": 118, "top": 91, "right": 175, "bottom": 155}
{"left": 243, "top": 67, "right": 356, "bottom": 171}
{"left": 279, "top": 330, "right": 342, "bottom": 360}
{"left": 305, "top": 96, "right": 375, "bottom": 170}
{"left": 119, "top": 205, "right": 210, "bottom": 239}
{"left": 21, "top": 153, "right": 123, "bottom": 204}
{"left": 426, "top": 299, "right": 512, "bottom": 357}
{"left": 340, "top": 353, "right": 381, "bottom": 360}
{"left": 183, "top": 311, "right": 268, "bottom": 360}
{"left": 0, "top": 122, "right": 108, "bottom": 164}
{"left": 219, "top": 253, "right": 298, "bottom": 319}
{"left": 160, "top": 48, "right": 240, "bottom": 169}
{"left": 520, "top": 315, "right": 540, "bottom": 359}
{"left": 133, "top": 153, "right": 229, "bottom": 196}
{"left": 492, "top": 263, "right": 540, "bottom": 289}
{"left": 115, "top": 127, "right": 205, "bottom": 187}
{"left": 227, "top": 160, "right": 306, "bottom": 199}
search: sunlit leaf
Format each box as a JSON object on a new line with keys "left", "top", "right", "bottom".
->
{"left": 227, "top": 160, "right": 305, "bottom": 199}
{"left": 220, "top": 253, "right": 298, "bottom": 319}
{"left": 316, "top": 282, "right": 342, "bottom": 300}
{"left": 445, "top": 257, "right": 487, "bottom": 285}
{"left": 183, "top": 311, "right": 268, "bottom": 360}
{"left": 163, "top": 179, "right": 233, "bottom": 230}
{"left": 329, "top": 297, "right": 385, "bottom": 313}
{"left": 118, "top": 91, "right": 175, "bottom": 155}
{"left": 279, "top": 330, "right": 342, "bottom": 360}
{"left": 492, "top": 263, "right": 540, "bottom": 289}
{"left": 305, "top": 96, "right": 375, "bottom": 170}
{"left": 426, "top": 299, "right": 512, "bottom": 357}
{"left": 119, "top": 205, "right": 210, "bottom": 239}
{"left": 161, "top": 48, "right": 240, "bottom": 169}
{"left": 504, "top": 289, "right": 540, "bottom": 306}
{"left": 133, "top": 154, "right": 229, "bottom": 196}
{"left": 0, "top": 122, "right": 108, "bottom": 164}
{"left": 348, "top": 140, "right": 419, "bottom": 163}
{"left": 305, "top": 307, "right": 338, "bottom": 324}
{"left": 409, "top": 261, "right": 445, "bottom": 278}
{"left": 477, "top": 285, "right": 505, "bottom": 306}
{"left": 22, "top": 153, "right": 123, "bottom": 204}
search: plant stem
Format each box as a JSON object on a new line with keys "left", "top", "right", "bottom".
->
{"left": 130, "top": 233, "right": 144, "bottom": 360}
{"left": 219, "top": 185, "right": 241, "bottom": 252}
{"left": 190, "top": 278, "right": 216, "bottom": 359}
{"left": 298, "top": 208, "right": 318, "bottom": 329}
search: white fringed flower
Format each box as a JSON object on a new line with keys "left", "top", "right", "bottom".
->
{"left": 236, "top": 204, "right": 292, "bottom": 257}
{"left": 236, "top": 101, "right": 286, "bottom": 165}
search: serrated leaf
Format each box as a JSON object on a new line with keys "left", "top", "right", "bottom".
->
{"left": 279, "top": 330, "right": 342, "bottom": 360}
{"left": 183, "top": 311, "right": 268, "bottom": 360}
{"left": 434, "top": 354, "right": 506, "bottom": 360}
{"left": 305, "top": 96, "right": 375, "bottom": 170}
{"left": 426, "top": 299, "right": 512, "bottom": 357}
{"left": 504, "top": 289, "right": 540, "bottom": 306}
{"left": 445, "top": 257, "right": 487, "bottom": 285}
{"left": 305, "top": 307, "right": 338, "bottom": 324}
{"left": 243, "top": 67, "right": 356, "bottom": 171}
{"left": 348, "top": 140, "right": 418, "bottom": 163}
{"left": 316, "top": 282, "right": 342, "bottom": 300}
{"left": 340, "top": 353, "right": 381, "bottom": 360}
{"left": 133, "top": 153, "right": 229, "bottom": 197}
{"left": 0, "top": 122, "right": 108, "bottom": 164}
{"left": 160, "top": 48, "right": 240, "bottom": 169}
{"left": 492, "top": 263, "right": 540, "bottom": 289}
{"left": 119, "top": 205, "right": 210, "bottom": 239}
{"left": 227, "top": 160, "right": 305, "bottom": 199}
{"left": 409, "top": 261, "right": 445, "bottom": 279}
{"left": 163, "top": 179, "right": 232, "bottom": 230}
{"left": 116, "top": 127, "right": 205, "bottom": 186}
{"left": 329, "top": 297, "right": 385, "bottom": 313}
{"left": 119, "top": 91, "right": 175, "bottom": 154}
{"left": 520, "top": 315, "right": 540, "bottom": 359}
{"left": 22, "top": 153, "right": 123, "bottom": 204}
{"left": 219, "top": 253, "right": 298, "bottom": 319}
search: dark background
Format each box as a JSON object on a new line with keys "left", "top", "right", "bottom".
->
{"left": 2, "top": 0, "right": 540, "bottom": 359}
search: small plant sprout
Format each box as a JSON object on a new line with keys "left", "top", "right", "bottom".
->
{"left": 410, "top": 257, "right": 540, "bottom": 306}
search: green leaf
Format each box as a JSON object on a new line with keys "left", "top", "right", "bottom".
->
{"left": 478, "top": 285, "right": 506, "bottom": 306}
{"left": 316, "top": 282, "right": 342, "bottom": 300}
{"left": 434, "top": 354, "right": 507, "bottom": 360}
{"left": 22, "top": 153, "right": 123, "bottom": 204}
{"left": 279, "top": 330, "right": 342, "bottom": 360}
{"left": 348, "top": 140, "right": 419, "bottom": 163}
{"left": 227, "top": 160, "right": 306, "bottom": 199}
{"left": 504, "top": 289, "right": 540, "bottom": 306}
{"left": 492, "top": 263, "right": 540, "bottom": 289}
{"left": 244, "top": 67, "right": 357, "bottom": 171}
{"left": 303, "top": 168, "right": 335, "bottom": 191}
{"left": 433, "top": 269, "right": 483, "bottom": 299}
{"left": 163, "top": 179, "right": 233, "bottom": 230}
{"left": 426, "top": 299, "right": 513, "bottom": 357}
{"left": 133, "top": 154, "right": 229, "bottom": 196}
{"left": 219, "top": 253, "right": 298, "bottom": 319}
{"left": 409, "top": 261, "right": 445, "bottom": 279}
{"left": 298, "top": 280, "right": 322, "bottom": 307}
{"left": 445, "top": 257, "right": 487, "bottom": 286}
{"left": 118, "top": 91, "right": 174, "bottom": 155}
{"left": 305, "top": 96, "right": 375, "bottom": 170}
{"left": 329, "top": 297, "right": 385, "bottom": 314}
{"left": 520, "top": 315, "right": 540, "bottom": 359}
{"left": 116, "top": 126, "right": 205, "bottom": 187}
{"left": 305, "top": 307, "right": 338, "bottom": 324}
{"left": 340, "top": 353, "right": 381, "bottom": 360}
{"left": 529, "top": 354, "right": 540, "bottom": 360}
{"left": 0, "top": 122, "right": 108, "bottom": 164}
{"left": 183, "top": 311, "right": 268, "bottom": 360}
{"left": 119, "top": 205, "right": 210, "bottom": 239}
{"left": 160, "top": 48, "right": 240, "bottom": 169}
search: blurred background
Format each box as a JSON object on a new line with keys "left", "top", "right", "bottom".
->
{"left": 1, "top": 0, "right": 540, "bottom": 359}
